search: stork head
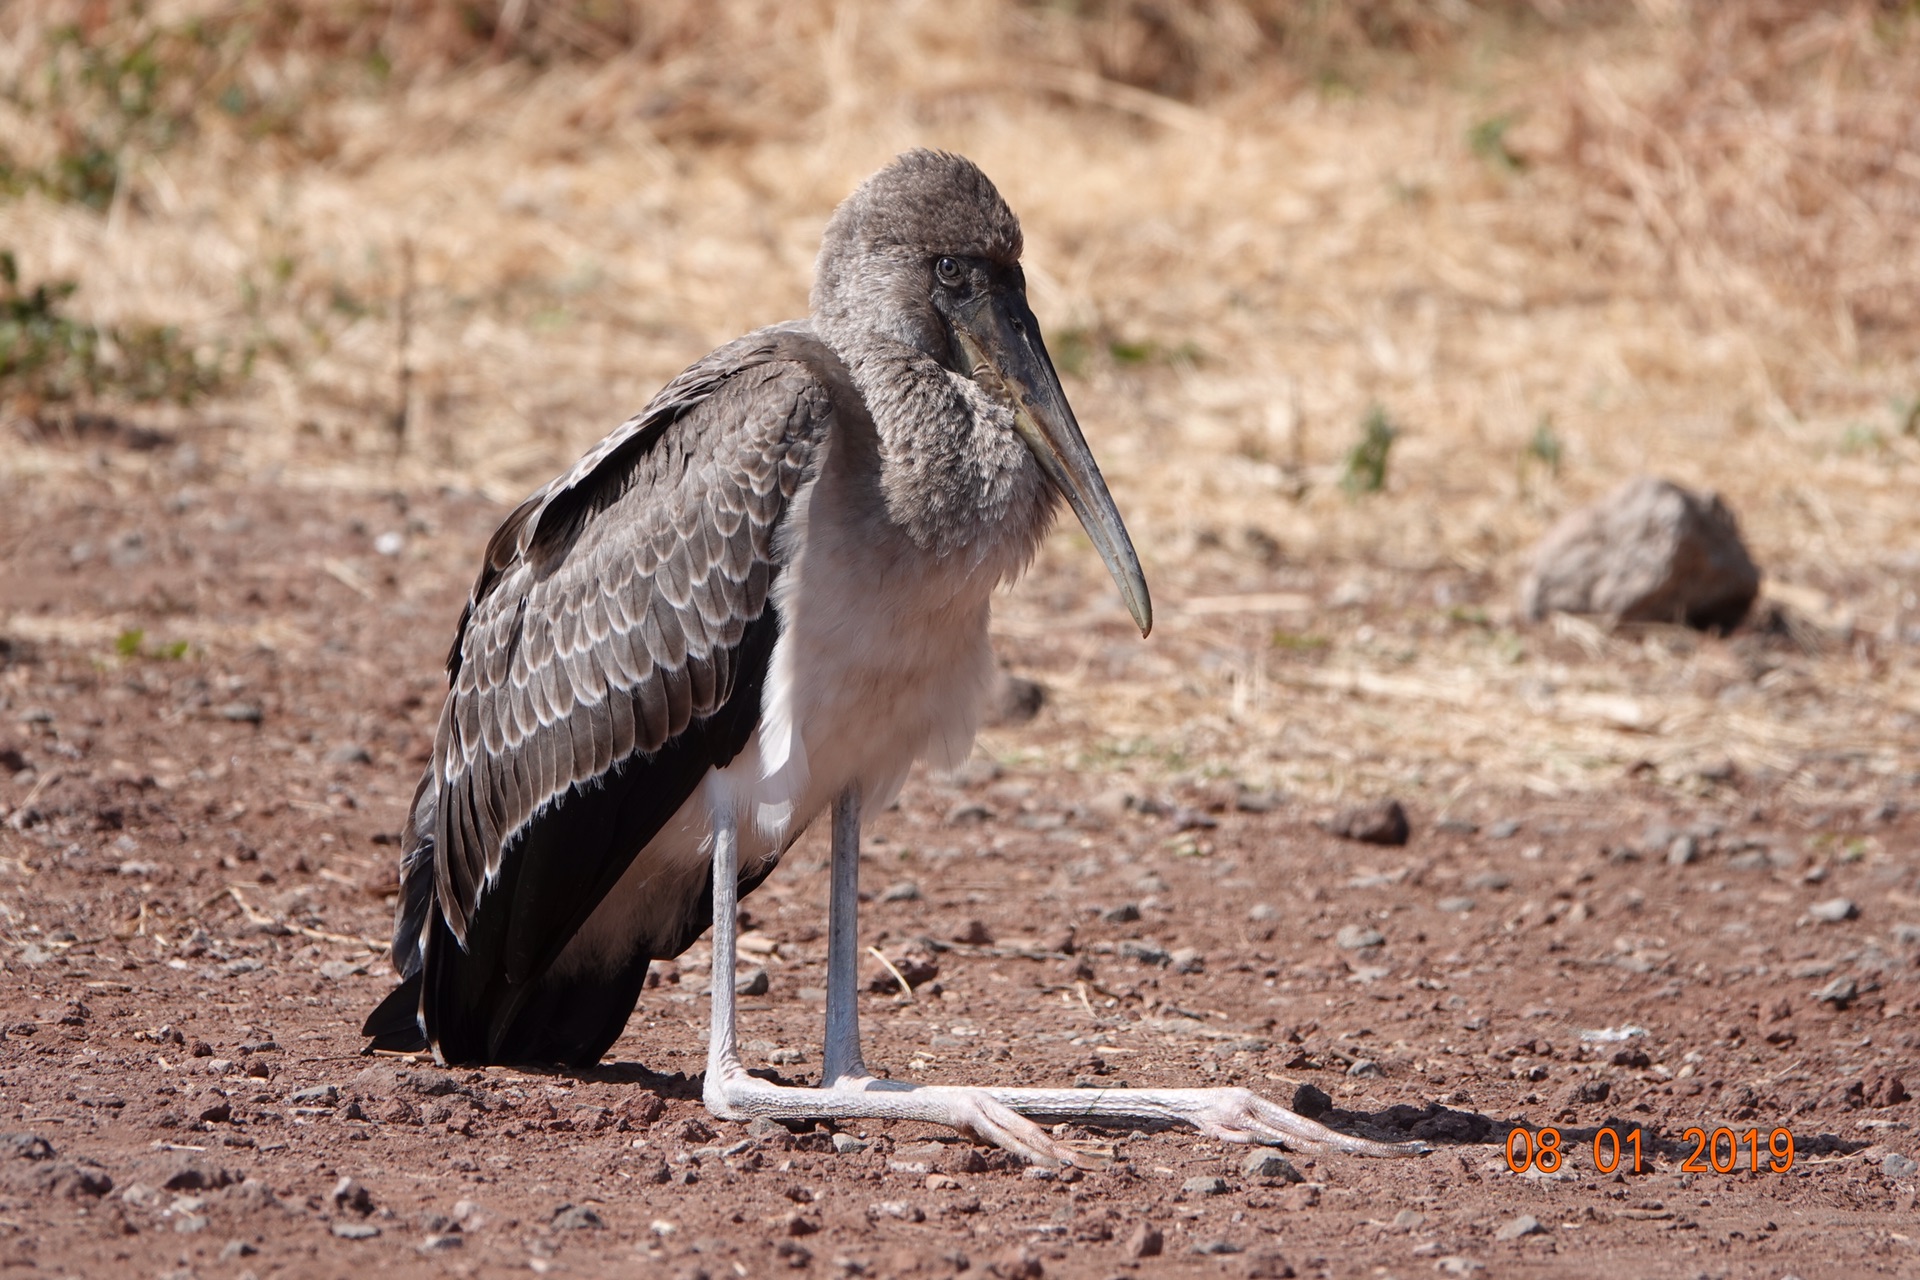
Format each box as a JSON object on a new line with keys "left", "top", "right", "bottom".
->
{"left": 812, "top": 150, "right": 1152, "bottom": 637}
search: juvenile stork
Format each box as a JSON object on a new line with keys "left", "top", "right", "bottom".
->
{"left": 366, "top": 151, "right": 1419, "bottom": 1163}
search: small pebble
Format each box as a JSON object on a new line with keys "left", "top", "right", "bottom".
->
{"left": 331, "top": 1223, "right": 381, "bottom": 1241}
{"left": 1487, "top": 820, "right": 1521, "bottom": 840}
{"left": 1667, "top": 835, "right": 1697, "bottom": 866}
{"left": 1241, "top": 1151, "right": 1304, "bottom": 1182}
{"left": 830, "top": 1133, "right": 868, "bottom": 1154}
{"left": 1437, "top": 897, "right": 1476, "bottom": 914}
{"left": 1347, "top": 1059, "right": 1382, "bottom": 1079}
{"left": 1335, "top": 925, "right": 1384, "bottom": 950}
{"left": 1494, "top": 1214, "right": 1546, "bottom": 1241}
{"left": 1125, "top": 1223, "right": 1164, "bottom": 1259}
{"left": 1809, "top": 898, "right": 1857, "bottom": 923}
{"left": 1182, "top": 1175, "right": 1229, "bottom": 1197}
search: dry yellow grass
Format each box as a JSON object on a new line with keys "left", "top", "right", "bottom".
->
{"left": 2, "top": 0, "right": 1916, "bottom": 813}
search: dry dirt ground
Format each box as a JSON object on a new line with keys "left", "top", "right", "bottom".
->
{"left": 0, "top": 426, "right": 1915, "bottom": 1280}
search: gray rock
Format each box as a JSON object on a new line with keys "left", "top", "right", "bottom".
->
{"left": 830, "top": 1133, "right": 868, "bottom": 1154}
{"left": 1335, "top": 925, "right": 1385, "bottom": 950}
{"left": 1125, "top": 1222, "right": 1164, "bottom": 1258}
{"left": 287, "top": 1084, "right": 338, "bottom": 1106}
{"left": 735, "top": 966, "right": 770, "bottom": 997}
{"left": 1487, "top": 819, "right": 1521, "bottom": 840}
{"left": 1120, "top": 940, "right": 1169, "bottom": 966}
{"left": 1519, "top": 476, "right": 1760, "bottom": 631}
{"left": 1812, "top": 975, "right": 1859, "bottom": 1008}
{"left": 551, "top": 1203, "right": 606, "bottom": 1230}
{"left": 1347, "top": 1059, "right": 1382, "bottom": 1079}
{"left": 1667, "top": 835, "right": 1698, "bottom": 866}
{"left": 1182, "top": 1175, "right": 1230, "bottom": 1196}
{"left": 1494, "top": 1214, "right": 1546, "bottom": 1241}
{"left": 1328, "top": 799, "right": 1410, "bottom": 846}
{"left": 326, "top": 744, "right": 373, "bottom": 766}
{"left": 331, "top": 1222, "right": 381, "bottom": 1240}
{"left": 1437, "top": 897, "right": 1476, "bottom": 914}
{"left": 1809, "top": 898, "right": 1857, "bottom": 923}
{"left": 880, "top": 881, "right": 921, "bottom": 903}
{"left": 1168, "top": 947, "right": 1204, "bottom": 974}
{"left": 1242, "top": 1151, "right": 1304, "bottom": 1182}
{"left": 983, "top": 665, "right": 1045, "bottom": 727}
{"left": 1883, "top": 1153, "right": 1918, "bottom": 1179}
{"left": 1102, "top": 902, "right": 1141, "bottom": 924}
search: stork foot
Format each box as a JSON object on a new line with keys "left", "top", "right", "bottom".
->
{"left": 703, "top": 1064, "right": 1080, "bottom": 1166}
{"left": 981, "top": 1085, "right": 1428, "bottom": 1158}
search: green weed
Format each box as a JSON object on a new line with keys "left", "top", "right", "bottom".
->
{"left": 1341, "top": 404, "right": 1400, "bottom": 496}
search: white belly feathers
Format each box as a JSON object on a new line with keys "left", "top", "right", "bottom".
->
{"left": 552, "top": 459, "right": 1003, "bottom": 979}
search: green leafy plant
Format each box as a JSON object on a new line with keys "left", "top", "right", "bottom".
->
{"left": 1341, "top": 404, "right": 1400, "bottom": 496}
{"left": 0, "top": 250, "right": 239, "bottom": 412}
{"left": 1468, "top": 112, "right": 1525, "bottom": 173}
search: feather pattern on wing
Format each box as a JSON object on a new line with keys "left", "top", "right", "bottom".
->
{"left": 423, "top": 326, "right": 832, "bottom": 951}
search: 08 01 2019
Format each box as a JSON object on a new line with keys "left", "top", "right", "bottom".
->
{"left": 1504, "top": 1126, "right": 1796, "bottom": 1175}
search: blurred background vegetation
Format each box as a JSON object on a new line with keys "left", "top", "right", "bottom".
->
{"left": 2, "top": 0, "right": 1916, "bottom": 797}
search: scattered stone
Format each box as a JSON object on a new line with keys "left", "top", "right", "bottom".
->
{"left": 1487, "top": 819, "right": 1521, "bottom": 839}
{"left": 1101, "top": 903, "right": 1141, "bottom": 924}
{"left": 1125, "top": 1222, "right": 1164, "bottom": 1259}
{"left": 1883, "top": 1153, "right": 1918, "bottom": 1179}
{"left": 552, "top": 1204, "right": 606, "bottom": 1231}
{"left": 983, "top": 666, "right": 1045, "bottom": 727}
{"left": 420, "top": 1233, "right": 464, "bottom": 1252}
{"left": 287, "top": 1084, "right": 338, "bottom": 1106}
{"left": 1168, "top": 947, "right": 1204, "bottom": 974}
{"left": 1464, "top": 871, "right": 1512, "bottom": 892}
{"left": 39, "top": 1162, "right": 113, "bottom": 1199}
{"left": 951, "top": 919, "right": 993, "bottom": 946}
{"left": 1328, "top": 799, "right": 1411, "bottom": 846}
{"left": 677, "top": 1117, "right": 715, "bottom": 1143}
{"left": 1518, "top": 475, "right": 1760, "bottom": 631}
{"left": 1812, "top": 975, "right": 1859, "bottom": 1008}
{"left": 1335, "top": 925, "right": 1385, "bottom": 950}
{"left": 1494, "top": 1214, "right": 1547, "bottom": 1241}
{"left": 326, "top": 744, "right": 373, "bottom": 766}
{"left": 1274, "top": 1185, "right": 1320, "bottom": 1211}
{"left": 1182, "top": 1175, "right": 1230, "bottom": 1197}
{"left": 1119, "top": 940, "right": 1169, "bottom": 966}
{"left": 219, "top": 1241, "right": 258, "bottom": 1261}
{"left": 1347, "top": 1059, "right": 1382, "bottom": 1079}
{"left": 1191, "top": 1240, "right": 1243, "bottom": 1255}
{"left": 1868, "top": 1075, "right": 1910, "bottom": 1108}
{"left": 735, "top": 966, "right": 770, "bottom": 997}
{"left": 880, "top": 881, "right": 921, "bottom": 903}
{"left": 1809, "top": 898, "right": 1857, "bottom": 924}
{"left": 331, "top": 1222, "right": 381, "bottom": 1241}
{"left": 995, "top": 1245, "right": 1043, "bottom": 1279}
{"left": 163, "top": 1161, "right": 235, "bottom": 1193}
{"left": 1434, "top": 818, "right": 1479, "bottom": 836}
{"left": 1248, "top": 903, "right": 1280, "bottom": 922}
{"left": 1666, "top": 835, "right": 1697, "bottom": 866}
{"left": 1437, "top": 897, "right": 1476, "bottom": 914}
{"left": 330, "top": 1176, "right": 375, "bottom": 1216}
{"left": 1392, "top": 1209, "right": 1426, "bottom": 1231}
{"left": 2, "top": 1134, "right": 54, "bottom": 1161}
{"left": 196, "top": 1093, "right": 232, "bottom": 1124}
{"left": 1245, "top": 1251, "right": 1296, "bottom": 1279}
{"left": 219, "top": 702, "right": 264, "bottom": 723}
{"left": 831, "top": 1133, "right": 869, "bottom": 1155}
{"left": 1561, "top": 1079, "right": 1611, "bottom": 1107}
{"left": 866, "top": 1200, "right": 925, "bottom": 1223}
{"left": 1291, "top": 1083, "right": 1332, "bottom": 1118}
{"left": 1242, "top": 1151, "right": 1305, "bottom": 1182}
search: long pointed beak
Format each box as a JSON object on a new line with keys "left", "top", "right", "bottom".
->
{"left": 954, "top": 291, "right": 1152, "bottom": 637}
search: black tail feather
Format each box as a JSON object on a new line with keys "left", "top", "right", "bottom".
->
{"left": 361, "top": 972, "right": 429, "bottom": 1053}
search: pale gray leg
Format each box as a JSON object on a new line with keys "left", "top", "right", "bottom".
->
{"left": 820, "top": 785, "right": 868, "bottom": 1086}
{"left": 702, "top": 781, "right": 1425, "bottom": 1162}
{"left": 701, "top": 783, "right": 1077, "bottom": 1164}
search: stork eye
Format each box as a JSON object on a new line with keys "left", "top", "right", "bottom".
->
{"left": 934, "top": 256, "right": 964, "bottom": 286}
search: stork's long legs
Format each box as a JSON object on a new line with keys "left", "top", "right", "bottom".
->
{"left": 701, "top": 782, "right": 1426, "bottom": 1164}
{"left": 820, "top": 785, "right": 868, "bottom": 1086}
{"left": 702, "top": 783, "right": 1076, "bottom": 1164}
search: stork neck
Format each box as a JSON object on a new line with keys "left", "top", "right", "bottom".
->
{"left": 827, "top": 338, "right": 1057, "bottom": 581}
